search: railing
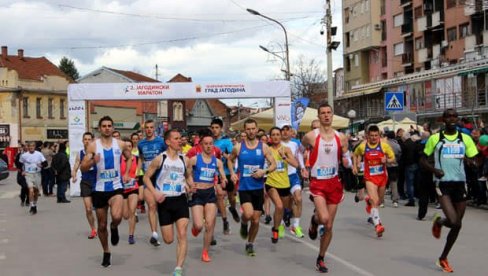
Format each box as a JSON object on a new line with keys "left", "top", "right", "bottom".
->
{"left": 402, "top": 23, "right": 413, "bottom": 35}
{"left": 400, "top": 0, "right": 412, "bottom": 6}
{"left": 402, "top": 53, "right": 413, "bottom": 64}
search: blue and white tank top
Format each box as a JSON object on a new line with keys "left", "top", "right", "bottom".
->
{"left": 80, "top": 149, "right": 97, "bottom": 185}
{"left": 238, "top": 141, "right": 265, "bottom": 191}
{"left": 94, "top": 138, "right": 122, "bottom": 192}
{"left": 153, "top": 152, "right": 187, "bottom": 197}
{"left": 138, "top": 137, "right": 167, "bottom": 172}
{"left": 193, "top": 154, "right": 217, "bottom": 184}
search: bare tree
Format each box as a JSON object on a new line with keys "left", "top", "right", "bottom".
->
{"left": 291, "top": 56, "right": 326, "bottom": 104}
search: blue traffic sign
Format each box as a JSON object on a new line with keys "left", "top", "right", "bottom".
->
{"left": 385, "top": 92, "right": 404, "bottom": 111}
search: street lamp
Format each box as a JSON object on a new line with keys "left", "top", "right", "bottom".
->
{"left": 347, "top": 109, "right": 357, "bottom": 135}
{"left": 259, "top": 45, "right": 292, "bottom": 77}
{"left": 247, "top": 8, "right": 290, "bottom": 81}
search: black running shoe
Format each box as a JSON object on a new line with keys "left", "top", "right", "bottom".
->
{"left": 29, "top": 206, "right": 34, "bottom": 215}
{"left": 210, "top": 237, "right": 217, "bottom": 246}
{"left": 110, "top": 225, "right": 119, "bottom": 246}
{"left": 245, "top": 243, "right": 256, "bottom": 256}
{"left": 223, "top": 220, "right": 230, "bottom": 235}
{"left": 308, "top": 215, "right": 318, "bottom": 240}
{"left": 101, "top": 252, "right": 111, "bottom": 268}
{"left": 284, "top": 210, "right": 291, "bottom": 227}
{"left": 150, "top": 237, "right": 161, "bottom": 247}
{"left": 228, "top": 206, "right": 240, "bottom": 223}
{"left": 354, "top": 195, "right": 360, "bottom": 203}
{"left": 316, "top": 259, "right": 328, "bottom": 273}
{"left": 240, "top": 223, "right": 249, "bottom": 240}
{"left": 264, "top": 215, "right": 272, "bottom": 225}
{"left": 367, "top": 217, "right": 374, "bottom": 225}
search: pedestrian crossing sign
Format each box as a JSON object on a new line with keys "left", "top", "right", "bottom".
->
{"left": 385, "top": 92, "right": 404, "bottom": 111}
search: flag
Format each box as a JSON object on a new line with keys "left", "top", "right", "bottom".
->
{"left": 291, "top": 97, "right": 310, "bottom": 130}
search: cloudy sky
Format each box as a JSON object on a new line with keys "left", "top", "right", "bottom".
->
{"left": 1, "top": 0, "right": 344, "bottom": 106}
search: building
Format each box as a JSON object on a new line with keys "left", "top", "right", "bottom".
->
{"left": 0, "top": 46, "right": 72, "bottom": 147}
{"left": 338, "top": 0, "right": 488, "bottom": 123}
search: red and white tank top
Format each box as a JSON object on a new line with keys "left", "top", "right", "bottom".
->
{"left": 309, "top": 129, "right": 342, "bottom": 179}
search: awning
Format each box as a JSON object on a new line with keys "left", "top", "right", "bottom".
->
{"left": 458, "top": 66, "right": 488, "bottom": 77}
{"left": 336, "top": 86, "right": 382, "bottom": 100}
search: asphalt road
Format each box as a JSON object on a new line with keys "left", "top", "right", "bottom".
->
{"left": 1, "top": 173, "right": 487, "bottom": 276}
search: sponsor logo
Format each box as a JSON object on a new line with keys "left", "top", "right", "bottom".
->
{"left": 276, "top": 114, "right": 291, "bottom": 121}
{"left": 125, "top": 84, "right": 170, "bottom": 96}
{"left": 69, "top": 106, "right": 84, "bottom": 111}
{"left": 195, "top": 85, "right": 202, "bottom": 93}
{"left": 203, "top": 84, "right": 246, "bottom": 94}
{"left": 278, "top": 103, "right": 290, "bottom": 107}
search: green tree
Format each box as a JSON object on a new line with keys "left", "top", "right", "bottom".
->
{"left": 58, "top": 57, "right": 80, "bottom": 81}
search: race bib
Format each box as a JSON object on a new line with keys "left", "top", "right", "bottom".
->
{"left": 315, "top": 166, "right": 336, "bottom": 179}
{"left": 276, "top": 160, "right": 285, "bottom": 172}
{"left": 199, "top": 167, "right": 216, "bottom": 182}
{"left": 369, "top": 165, "right": 384, "bottom": 176}
{"left": 123, "top": 179, "right": 137, "bottom": 189}
{"left": 161, "top": 183, "right": 183, "bottom": 193}
{"left": 99, "top": 169, "right": 119, "bottom": 181}
{"left": 441, "top": 144, "right": 465, "bottom": 159}
{"left": 25, "top": 164, "right": 40, "bottom": 173}
{"left": 243, "top": 165, "right": 260, "bottom": 177}
{"left": 143, "top": 160, "right": 152, "bottom": 171}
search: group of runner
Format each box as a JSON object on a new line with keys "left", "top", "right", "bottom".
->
{"left": 66, "top": 105, "right": 474, "bottom": 275}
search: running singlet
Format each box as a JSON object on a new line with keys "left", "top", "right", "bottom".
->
{"left": 309, "top": 129, "right": 341, "bottom": 180}
{"left": 80, "top": 149, "right": 97, "bottom": 184}
{"left": 214, "top": 136, "right": 234, "bottom": 175}
{"left": 265, "top": 146, "right": 290, "bottom": 189}
{"left": 152, "top": 152, "right": 187, "bottom": 197}
{"left": 193, "top": 154, "right": 218, "bottom": 184}
{"left": 138, "top": 137, "right": 167, "bottom": 171}
{"left": 20, "top": 151, "right": 46, "bottom": 174}
{"left": 282, "top": 139, "right": 302, "bottom": 175}
{"left": 237, "top": 141, "right": 265, "bottom": 191}
{"left": 121, "top": 155, "right": 139, "bottom": 192}
{"left": 363, "top": 143, "right": 387, "bottom": 185}
{"left": 94, "top": 138, "right": 122, "bottom": 192}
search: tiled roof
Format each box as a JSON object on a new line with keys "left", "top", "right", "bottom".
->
{"left": 0, "top": 54, "right": 71, "bottom": 82}
{"left": 107, "top": 67, "right": 160, "bottom": 82}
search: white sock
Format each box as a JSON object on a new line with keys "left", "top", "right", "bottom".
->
{"left": 371, "top": 208, "right": 381, "bottom": 226}
{"left": 30, "top": 202, "right": 35, "bottom": 207}
{"left": 292, "top": 218, "right": 300, "bottom": 228}
{"left": 152, "top": 231, "right": 158, "bottom": 239}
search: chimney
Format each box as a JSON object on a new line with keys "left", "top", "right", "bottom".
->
{"left": 18, "top": 49, "right": 24, "bottom": 59}
{"left": 1, "top": 46, "right": 7, "bottom": 59}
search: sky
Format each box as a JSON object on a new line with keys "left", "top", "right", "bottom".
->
{"left": 1, "top": 0, "right": 344, "bottom": 107}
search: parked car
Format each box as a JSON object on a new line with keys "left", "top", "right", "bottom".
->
{"left": 0, "top": 159, "right": 8, "bottom": 181}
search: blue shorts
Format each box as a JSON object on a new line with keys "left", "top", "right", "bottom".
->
{"left": 289, "top": 173, "right": 301, "bottom": 193}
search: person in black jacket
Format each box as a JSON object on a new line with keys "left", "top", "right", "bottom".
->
{"left": 52, "top": 142, "right": 71, "bottom": 203}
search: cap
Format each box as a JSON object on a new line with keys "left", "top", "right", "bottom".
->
{"left": 280, "top": 124, "right": 292, "bottom": 130}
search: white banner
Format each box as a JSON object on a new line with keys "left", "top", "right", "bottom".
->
{"left": 274, "top": 97, "right": 292, "bottom": 128}
{"left": 68, "top": 100, "right": 86, "bottom": 197}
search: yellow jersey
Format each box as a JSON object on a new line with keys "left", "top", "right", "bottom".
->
{"left": 266, "top": 145, "right": 291, "bottom": 189}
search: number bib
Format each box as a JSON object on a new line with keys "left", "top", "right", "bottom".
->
{"left": 276, "top": 160, "right": 285, "bottom": 172}
{"left": 199, "top": 167, "right": 216, "bottom": 182}
{"left": 441, "top": 144, "right": 465, "bottom": 159}
{"left": 369, "top": 165, "right": 384, "bottom": 176}
{"left": 315, "top": 166, "right": 336, "bottom": 179}
{"left": 99, "top": 169, "right": 119, "bottom": 181}
{"left": 161, "top": 183, "right": 183, "bottom": 193}
{"left": 25, "top": 164, "right": 40, "bottom": 173}
{"left": 123, "top": 179, "right": 137, "bottom": 189}
{"left": 243, "top": 165, "right": 260, "bottom": 177}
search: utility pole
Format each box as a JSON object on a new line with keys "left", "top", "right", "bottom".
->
{"left": 326, "top": 0, "right": 334, "bottom": 108}
{"left": 155, "top": 64, "right": 160, "bottom": 80}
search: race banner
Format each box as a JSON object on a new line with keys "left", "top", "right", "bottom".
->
{"left": 291, "top": 97, "right": 310, "bottom": 130}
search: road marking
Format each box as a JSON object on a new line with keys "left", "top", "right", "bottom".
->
{"left": 261, "top": 224, "right": 376, "bottom": 276}
{"left": 0, "top": 191, "right": 19, "bottom": 199}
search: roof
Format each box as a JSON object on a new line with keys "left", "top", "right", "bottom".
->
{"left": 106, "top": 67, "right": 160, "bottom": 82}
{"left": 186, "top": 99, "right": 229, "bottom": 116}
{"left": 167, "top": 73, "right": 192, "bottom": 83}
{"left": 0, "top": 54, "right": 71, "bottom": 82}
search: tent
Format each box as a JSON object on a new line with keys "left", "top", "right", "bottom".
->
{"left": 376, "top": 117, "right": 423, "bottom": 132}
{"left": 230, "top": 108, "right": 349, "bottom": 132}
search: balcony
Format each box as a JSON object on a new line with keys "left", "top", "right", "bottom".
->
{"left": 401, "top": 23, "right": 413, "bottom": 37}
{"left": 464, "top": 0, "right": 485, "bottom": 16}
{"left": 418, "top": 48, "right": 432, "bottom": 63}
{"left": 465, "top": 35, "right": 477, "bottom": 53}
{"left": 402, "top": 53, "right": 413, "bottom": 66}
{"left": 431, "top": 11, "right": 443, "bottom": 27}
{"left": 417, "top": 16, "right": 427, "bottom": 32}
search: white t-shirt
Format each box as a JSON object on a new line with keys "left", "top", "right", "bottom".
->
{"left": 20, "top": 151, "right": 46, "bottom": 173}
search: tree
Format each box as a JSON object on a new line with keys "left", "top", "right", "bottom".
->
{"left": 291, "top": 56, "right": 326, "bottom": 107}
{"left": 58, "top": 57, "right": 80, "bottom": 81}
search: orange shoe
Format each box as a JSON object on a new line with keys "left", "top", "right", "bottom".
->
{"left": 88, "top": 229, "right": 97, "bottom": 239}
{"left": 436, "top": 258, "right": 454, "bottom": 273}
{"left": 191, "top": 227, "right": 200, "bottom": 237}
{"left": 375, "top": 224, "right": 385, "bottom": 237}
{"left": 432, "top": 213, "right": 442, "bottom": 239}
{"left": 201, "top": 250, "right": 211, "bottom": 262}
{"left": 365, "top": 196, "right": 372, "bottom": 214}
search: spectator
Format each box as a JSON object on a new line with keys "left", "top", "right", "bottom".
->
{"left": 51, "top": 142, "right": 71, "bottom": 203}
{"left": 402, "top": 132, "right": 421, "bottom": 206}
{"left": 41, "top": 142, "right": 55, "bottom": 196}
{"left": 385, "top": 131, "right": 401, "bottom": 207}
{"left": 417, "top": 131, "right": 433, "bottom": 220}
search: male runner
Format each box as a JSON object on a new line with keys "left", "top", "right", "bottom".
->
{"left": 187, "top": 129, "right": 227, "bottom": 262}
{"left": 20, "top": 141, "right": 47, "bottom": 215}
{"left": 138, "top": 119, "right": 167, "bottom": 246}
{"left": 301, "top": 103, "right": 349, "bottom": 273}
{"left": 71, "top": 132, "right": 97, "bottom": 238}
{"left": 353, "top": 125, "right": 395, "bottom": 237}
{"left": 228, "top": 118, "right": 276, "bottom": 256}
{"left": 420, "top": 108, "right": 478, "bottom": 273}
{"left": 143, "top": 129, "right": 190, "bottom": 276}
{"left": 81, "top": 116, "right": 132, "bottom": 267}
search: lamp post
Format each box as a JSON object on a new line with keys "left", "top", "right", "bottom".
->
{"left": 347, "top": 109, "right": 356, "bottom": 135}
{"left": 247, "top": 8, "right": 290, "bottom": 81}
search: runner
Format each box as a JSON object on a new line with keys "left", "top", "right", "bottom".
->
{"left": 143, "top": 129, "right": 190, "bottom": 276}
{"left": 228, "top": 118, "right": 276, "bottom": 256}
{"left": 121, "top": 137, "right": 140, "bottom": 244}
{"left": 130, "top": 132, "right": 143, "bottom": 222}
{"left": 187, "top": 129, "right": 227, "bottom": 262}
{"left": 138, "top": 119, "right": 167, "bottom": 246}
{"left": 353, "top": 125, "right": 395, "bottom": 237}
{"left": 19, "top": 141, "right": 48, "bottom": 215}
{"left": 71, "top": 132, "right": 97, "bottom": 239}
{"left": 266, "top": 127, "right": 298, "bottom": 243}
{"left": 281, "top": 125, "right": 306, "bottom": 238}
{"left": 301, "top": 103, "right": 349, "bottom": 273}
{"left": 420, "top": 108, "right": 478, "bottom": 273}
{"left": 80, "top": 116, "right": 132, "bottom": 267}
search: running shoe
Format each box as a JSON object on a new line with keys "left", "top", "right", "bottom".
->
{"left": 283, "top": 210, "right": 291, "bottom": 227}
{"left": 354, "top": 194, "right": 360, "bottom": 203}
{"left": 245, "top": 243, "right": 256, "bottom": 257}
{"left": 210, "top": 237, "right": 217, "bottom": 246}
{"left": 101, "top": 252, "right": 111, "bottom": 268}
{"left": 271, "top": 228, "right": 279, "bottom": 244}
{"left": 393, "top": 202, "right": 399, "bottom": 208}
{"left": 375, "top": 224, "right": 385, "bottom": 237}
{"left": 32, "top": 206, "right": 37, "bottom": 214}
{"left": 436, "top": 258, "right": 454, "bottom": 273}
{"left": 432, "top": 213, "right": 442, "bottom": 239}
{"left": 229, "top": 206, "right": 240, "bottom": 223}
{"left": 128, "top": 235, "right": 135, "bottom": 245}
{"left": 308, "top": 215, "right": 318, "bottom": 240}
{"left": 240, "top": 223, "right": 249, "bottom": 240}
{"left": 201, "top": 250, "right": 211, "bottom": 262}
{"left": 223, "top": 220, "right": 230, "bottom": 235}
{"left": 110, "top": 225, "right": 119, "bottom": 246}
{"left": 264, "top": 215, "right": 272, "bottom": 225}
{"left": 192, "top": 226, "right": 201, "bottom": 237}
{"left": 150, "top": 236, "right": 161, "bottom": 247}
{"left": 291, "top": 225, "right": 305, "bottom": 238}
{"left": 278, "top": 224, "right": 285, "bottom": 238}
{"left": 365, "top": 196, "right": 372, "bottom": 214}
{"left": 135, "top": 213, "right": 139, "bottom": 223}
{"left": 367, "top": 217, "right": 374, "bottom": 225}
{"left": 88, "top": 229, "right": 97, "bottom": 239}
{"left": 316, "top": 259, "right": 328, "bottom": 273}
{"left": 173, "top": 267, "right": 183, "bottom": 276}
{"left": 379, "top": 203, "right": 385, "bottom": 208}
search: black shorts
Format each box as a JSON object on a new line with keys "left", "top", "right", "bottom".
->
{"left": 188, "top": 187, "right": 217, "bottom": 207}
{"left": 157, "top": 194, "right": 190, "bottom": 226}
{"left": 265, "top": 184, "right": 291, "bottom": 197}
{"left": 123, "top": 189, "right": 139, "bottom": 199}
{"left": 356, "top": 175, "right": 365, "bottom": 189}
{"left": 436, "top": 181, "right": 468, "bottom": 203}
{"left": 92, "top": 189, "right": 124, "bottom": 209}
{"left": 239, "top": 189, "right": 264, "bottom": 212}
{"left": 80, "top": 180, "right": 93, "bottom": 197}
{"left": 387, "top": 167, "right": 398, "bottom": 182}
{"left": 224, "top": 174, "right": 235, "bottom": 192}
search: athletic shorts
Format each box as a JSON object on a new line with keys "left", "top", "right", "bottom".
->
{"left": 157, "top": 194, "right": 189, "bottom": 226}
{"left": 436, "top": 181, "right": 468, "bottom": 203}
{"left": 80, "top": 180, "right": 93, "bottom": 197}
{"left": 356, "top": 175, "right": 365, "bottom": 189}
{"left": 265, "top": 184, "right": 291, "bottom": 197}
{"left": 309, "top": 176, "right": 344, "bottom": 205}
{"left": 123, "top": 189, "right": 139, "bottom": 199}
{"left": 188, "top": 187, "right": 217, "bottom": 207}
{"left": 92, "top": 189, "right": 124, "bottom": 209}
{"left": 223, "top": 174, "right": 235, "bottom": 192}
{"left": 239, "top": 189, "right": 264, "bottom": 212}
{"left": 364, "top": 175, "right": 388, "bottom": 187}
{"left": 288, "top": 173, "right": 302, "bottom": 194}
{"left": 25, "top": 173, "right": 41, "bottom": 189}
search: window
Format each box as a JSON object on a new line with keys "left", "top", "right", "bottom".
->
{"left": 354, "top": 54, "right": 359, "bottom": 67}
{"left": 447, "top": 27, "right": 457, "bottom": 42}
{"left": 366, "top": 25, "right": 370, "bottom": 37}
{"left": 394, "top": 42, "right": 404, "bottom": 56}
{"left": 459, "top": 23, "right": 469, "bottom": 38}
{"left": 446, "top": 0, "right": 456, "bottom": 9}
{"left": 394, "top": 14, "right": 403, "bottom": 27}
{"left": 365, "top": 0, "right": 369, "bottom": 11}
{"left": 344, "top": 8, "right": 349, "bottom": 24}
{"left": 36, "top": 97, "right": 42, "bottom": 118}
{"left": 415, "top": 37, "right": 424, "bottom": 50}
{"left": 414, "top": 6, "right": 422, "bottom": 18}
{"left": 173, "top": 102, "right": 183, "bottom": 121}
{"left": 48, "top": 98, "right": 54, "bottom": 119}
{"left": 345, "top": 32, "right": 350, "bottom": 47}
{"left": 380, "top": 0, "right": 385, "bottom": 15}
{"left": 346, "top": 57, "right": 351, "bottom": 71}
{"left": 60, "top": 98, "right": 65, "bottom": 119}
{"left": 22, "top": 97, "right": 29, "bottom": 118}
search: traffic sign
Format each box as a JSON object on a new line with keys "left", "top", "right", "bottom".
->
{"left": 385, "top": 92, "right": 404, "bottom": 111}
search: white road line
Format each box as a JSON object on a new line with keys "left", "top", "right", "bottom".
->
{"left": 260, "top": 224, "right": 376, "bottom": 276}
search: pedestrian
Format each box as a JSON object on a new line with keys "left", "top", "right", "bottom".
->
{"left": 20, "top": 141, "right": 48, "bottom": 215}
{"left": 15, "top": 144, "right": 29, "bottom": 206}
{"left": 51, "top": 142, "right": 71, "bottom": 203}
{"left": 41, "top": 141, "right": 55, "bottom": 196}
{"left": 385, "top": 131, "right": 402, "bottom": 208}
